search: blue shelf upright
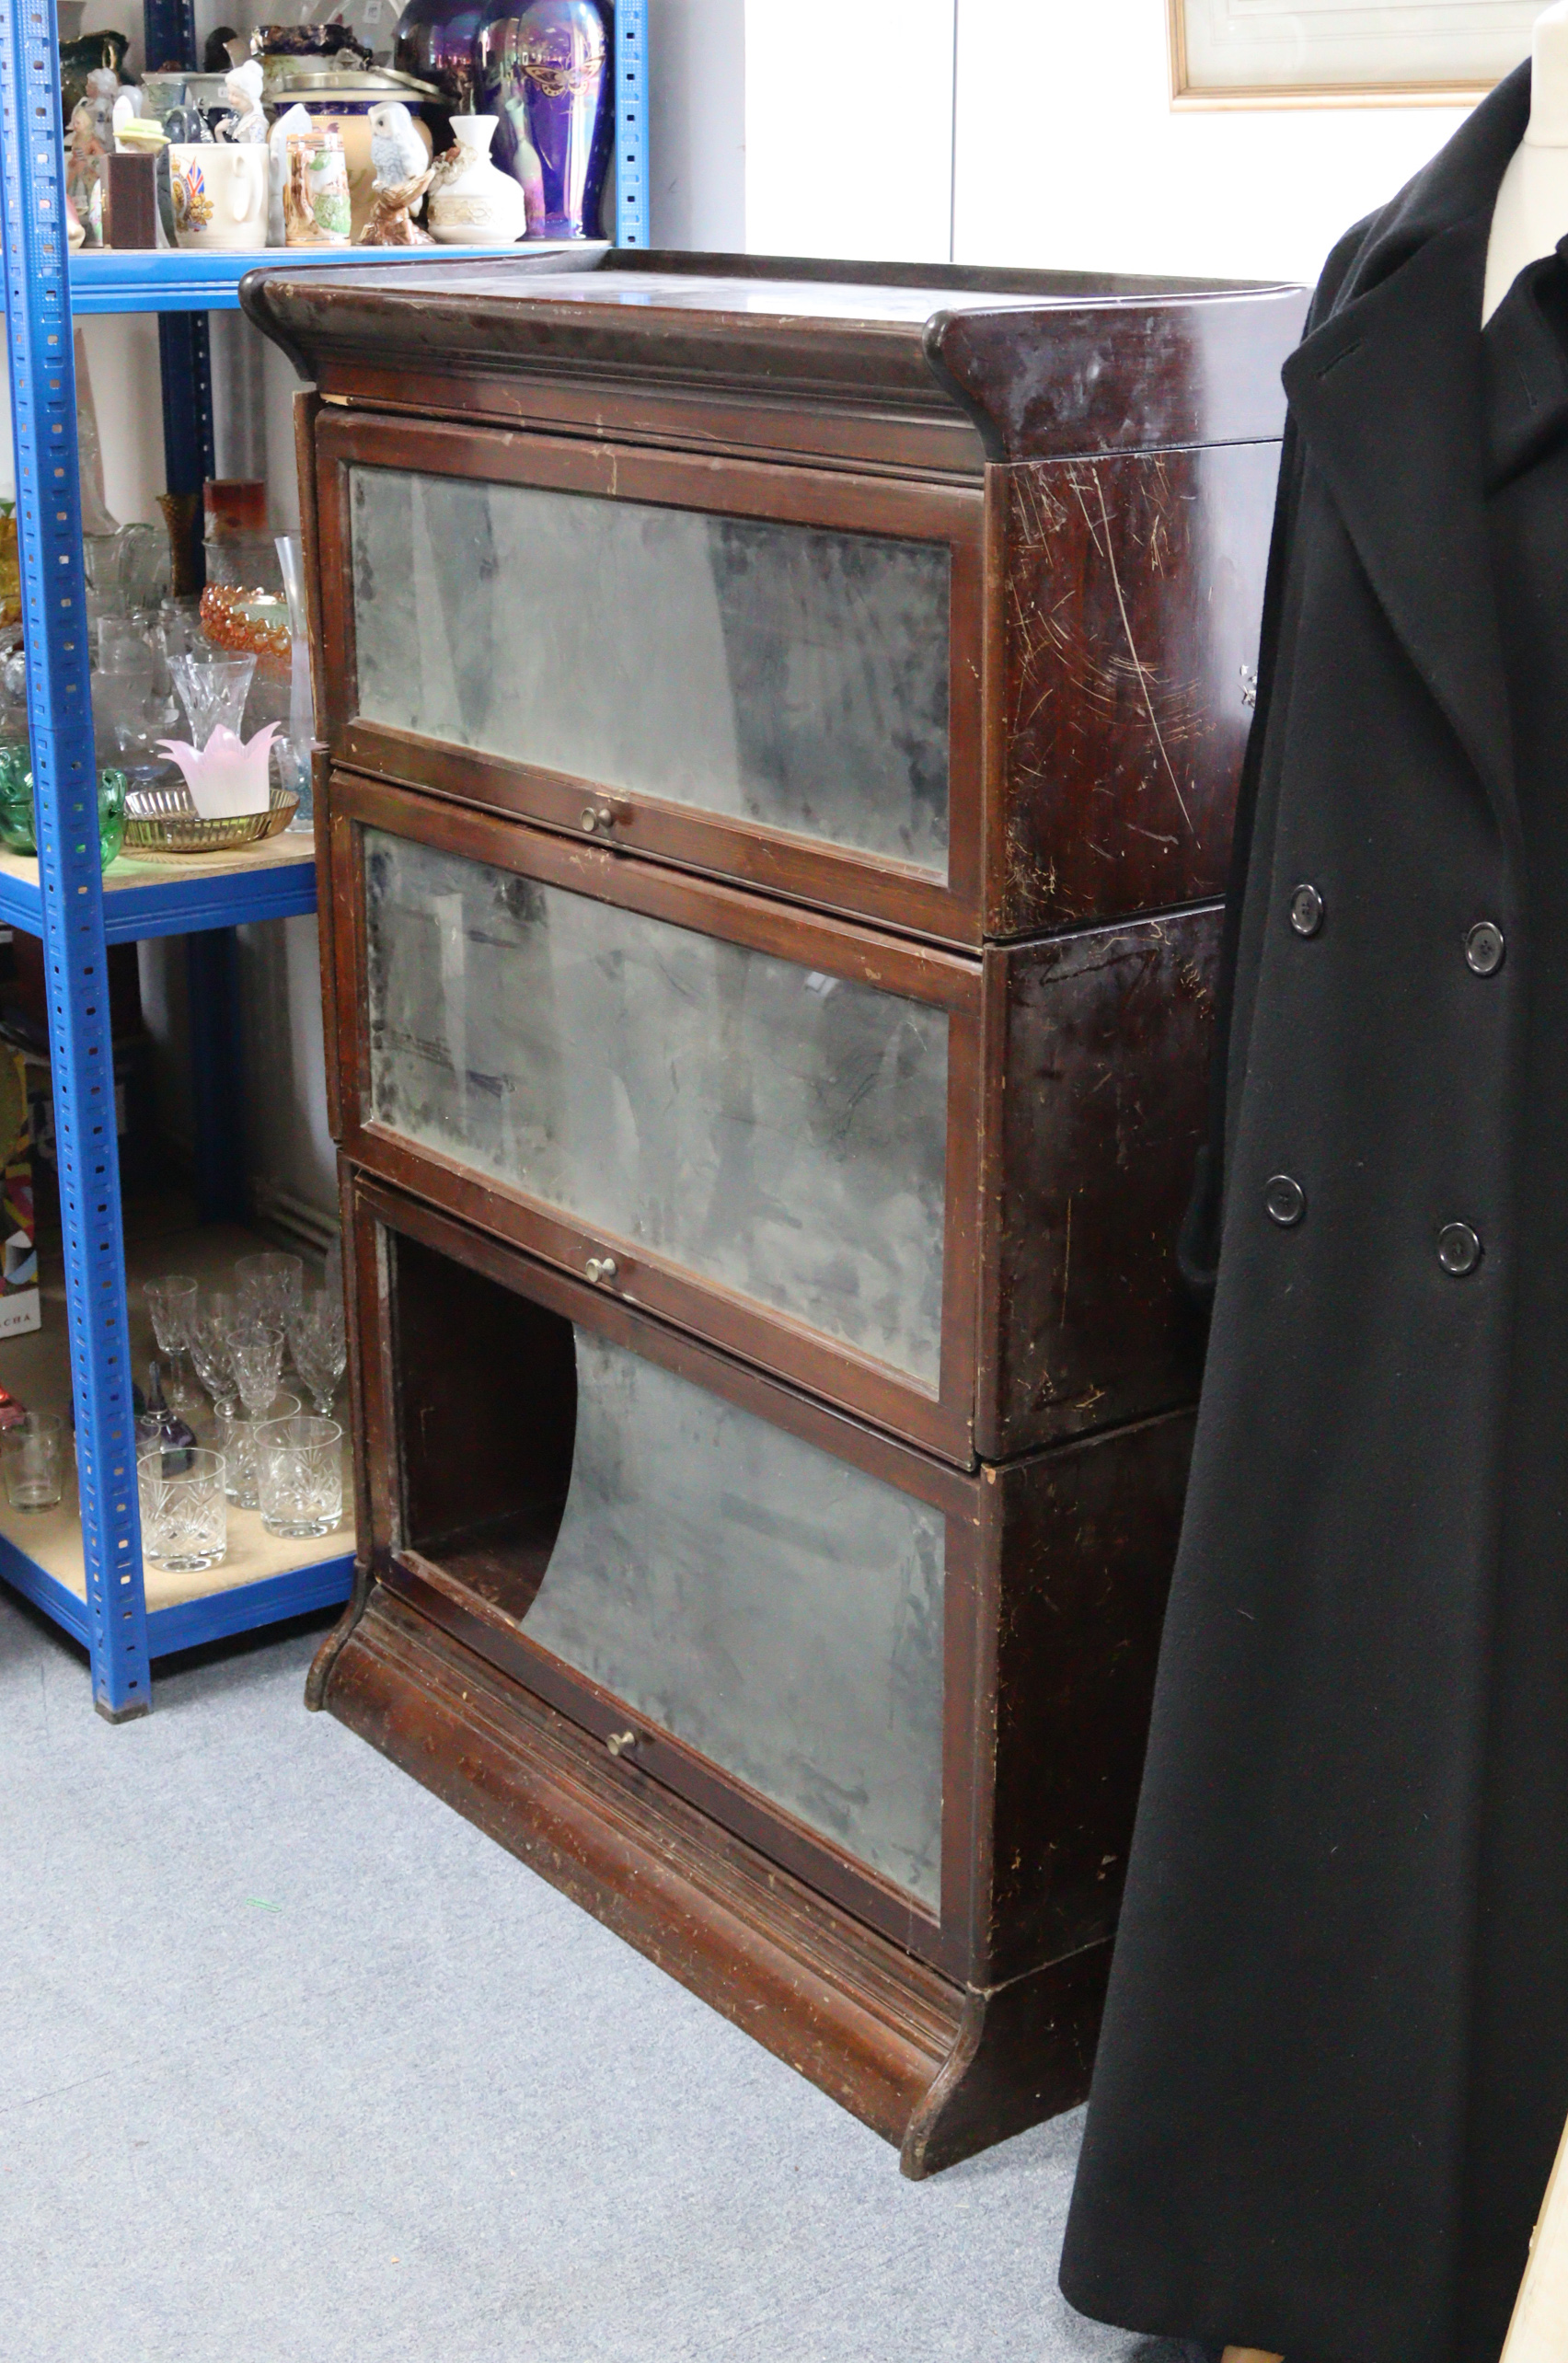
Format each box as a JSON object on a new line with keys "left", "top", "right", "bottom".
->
{"left": 0, "top": 0, "right": 149, "bottom": 1718}
{"left": 615, "top": 0, "right": 648, "bottom": 248}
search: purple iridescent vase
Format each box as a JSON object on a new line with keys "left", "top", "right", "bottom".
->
{"left": 395, "top": 0, "right": 488, "bottom": 111}
{"left": 478, "top": 0, "right": 612, "bottom": 241}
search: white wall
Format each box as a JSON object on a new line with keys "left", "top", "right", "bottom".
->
{"left": 743, "top": 0, "right": 956, "bottom": 264}
{"left": 952, "top": 0, "right": 1473, "bottom": 285}
{"left": 663, "top": 0, "right": 1474, "bottom": 284}
{"left": 649, "top": 0, "right": 746, "bottom": 249}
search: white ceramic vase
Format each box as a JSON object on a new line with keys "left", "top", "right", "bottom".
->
{"left": 426, "top": 114, "right": 526, "bottom": 248}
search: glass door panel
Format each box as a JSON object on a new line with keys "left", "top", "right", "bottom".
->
{"left": 362, "top": 827, "right": 951, "bottom": 1387}
{"left": 349, "top": 465, "right": 952, "bottom": 878}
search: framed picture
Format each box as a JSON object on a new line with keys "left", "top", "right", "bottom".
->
{"left": 1170, "top": 0, "right": 1537, "bottom": 106}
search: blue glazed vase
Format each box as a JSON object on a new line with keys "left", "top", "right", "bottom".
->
{"left": 478, "top": 0, "right": 612, "bottom": 241}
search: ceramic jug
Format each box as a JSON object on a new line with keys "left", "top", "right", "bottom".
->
{"left": 426, "top": 113, "right": 526, "bottom": 244}
{"left": 167, "top": 143, "right": 269, "bottom": 250}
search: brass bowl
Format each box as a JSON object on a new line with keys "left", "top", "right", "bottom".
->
{"left": 122, "top": 782, "right": 300, "bottom": 854}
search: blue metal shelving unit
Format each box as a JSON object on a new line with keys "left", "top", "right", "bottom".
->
{"left": 0, "top": 6, "right": 649, "bottom": 1717}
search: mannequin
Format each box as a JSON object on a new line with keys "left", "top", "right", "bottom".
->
{"left": 1204, "top": 21, "right": 1568, "bottom": 2363}
{"left": 1484, "top": 1, "right": 1568, "bottom": 321}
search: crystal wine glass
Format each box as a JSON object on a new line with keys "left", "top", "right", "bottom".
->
{"left": 188, "top": 1288, "right": 239, "bottom": 1418}
{"left": 223, "top": 1320, "right": 288, "bottom": 1511}
{"left": 169, "top": 649, "right": 256, "bottom": 746}
{"left": 235, "top": 1251, "right": 304, "bottom": 1352}
{"left": 226, "top": 1320, "right": 284, "bottom": 1421}
{"left": 288, "top": 1288, "right": 347, "bottom": 1415}
{"left": 144, "top": 1274, "right": 200, "bottom": 1411}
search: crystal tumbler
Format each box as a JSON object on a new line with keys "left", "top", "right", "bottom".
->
{"left": 138, "top": 1444, "right": 226, "bottom": 1572}
{"left": 255, "top": 1414, "right": 342, "bottom": 1539}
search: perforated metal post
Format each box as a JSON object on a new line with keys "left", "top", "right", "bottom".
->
{"left": 615, "top": 0, "right": 646, "bottom": 248}
{"left": 0, "top": 0, "right": 150, "bottom": 1717}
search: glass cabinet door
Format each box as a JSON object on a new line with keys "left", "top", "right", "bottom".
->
{"left": 519, "top": 1327, "right": 946, "bottom": 1908}
{"left": 347, "top": 463, "right": 953, "bottom": 879}
{"left": 361, "top": 826, "right": 951, "bottom": 1389}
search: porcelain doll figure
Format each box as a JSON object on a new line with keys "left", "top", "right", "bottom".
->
{"left": 218, "top": 59, "right": 267, "bottom": 142}
{"left": 65, "top": 100, "right": 108, "bottom": 246}
{"left": 84, "top": 63, "right": 119, "bottom": 151}
{"left": 426, "top": 111, "right": 525, "bottom": 244}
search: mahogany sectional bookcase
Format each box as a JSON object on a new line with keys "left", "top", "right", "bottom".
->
{"left": 247, "top": 250, "right": 1306, "bottom": 2173}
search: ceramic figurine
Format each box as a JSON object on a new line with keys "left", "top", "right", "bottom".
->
{"left": 361, "top": 103, "right": 435, "bottom": 245}
{"left": 84, "top": 63, "right": 120, "bottom": 149}
{"left": 478, "top": 0, "right": 610, "bottom": 239}
{"left": 426, "top": 111, "right": 526, "bottom": 244}
{"left": 369, "top": 99, "right": 427, "bottom": 187}
{"left": 360, "top": 174, "right": 435, "bottom": 244}
{"left": 217, "top": 59, "right": 267, "bottom": 142}
{"left": 64, "top": 99, "right": 108, "bottom": 247}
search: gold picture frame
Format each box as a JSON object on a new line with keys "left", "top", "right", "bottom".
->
{"left": 1169, "top": 0, "right": 1534, "bottom": 109}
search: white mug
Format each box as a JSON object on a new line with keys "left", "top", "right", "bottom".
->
{"left": 167, "top": 144, "right": 268, "bottom": 251}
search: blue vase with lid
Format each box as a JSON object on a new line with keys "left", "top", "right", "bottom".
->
{"left": 478, "top": 0, "right": 613, "bottom": 240}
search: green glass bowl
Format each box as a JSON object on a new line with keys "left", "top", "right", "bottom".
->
{"left": 0, "top": 749, "right": 129, "bottom": 869}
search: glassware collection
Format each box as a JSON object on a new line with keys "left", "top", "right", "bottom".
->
{"left": 128, "top": 1253, "right": 348, "bottom": 1562}
{"left": 0, "top": 501, "right": 314, "bottom": 865}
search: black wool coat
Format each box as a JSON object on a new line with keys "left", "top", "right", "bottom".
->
{"left": 1059, "top": 64, "right": 1568, "bottom": 2363}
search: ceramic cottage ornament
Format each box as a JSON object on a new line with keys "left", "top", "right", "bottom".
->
{"left": 156, "top": 721, "right": 281, "bottom": 818}
{"left": 359, "top": 100, "right": 434, "bottom": 245}
{"left": 426, "top": 112, "right": 525, "bottom": 245}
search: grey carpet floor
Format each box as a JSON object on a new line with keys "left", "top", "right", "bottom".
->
{"left": 0, "top": 1585, "right": 1194, "bottom": 2363}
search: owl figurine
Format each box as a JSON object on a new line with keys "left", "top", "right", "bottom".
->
{"left": 368, "top": 103, "right": 427, "bottom": 191}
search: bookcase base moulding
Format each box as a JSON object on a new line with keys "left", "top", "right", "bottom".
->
{"left": 320, "top": 1171, "right": 1196, "bottom": 2177}
{"left": 256, "top": 248, "right": 1307, "bottom": 2164}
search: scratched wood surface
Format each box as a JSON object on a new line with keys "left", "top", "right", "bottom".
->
{"left": 980, "top": 908, "right": 1218, "bottom": 1458}
{"left": 998, "top": 444, "right": 1281, "bottom": 937}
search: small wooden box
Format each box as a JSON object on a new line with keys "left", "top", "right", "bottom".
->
{"left": 251, "top": 248, "right": 1305, "bottom": 2171}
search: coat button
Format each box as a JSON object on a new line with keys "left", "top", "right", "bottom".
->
{"left": 1437, "top": 1222, "right": 1482, "bottom": 1275}
{"left": 1289, "top": 883, "right": 1324, "bottom": 938}
{"left": 1264, "top": 1173, "right": 1306, "bottom": 1227}
{"left": 1465, "top": 921, "right": 1505, "bottom": 975}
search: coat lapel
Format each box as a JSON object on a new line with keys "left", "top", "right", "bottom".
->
{"left": 1282, "top": 68, "right": 1534, "bottom": 838}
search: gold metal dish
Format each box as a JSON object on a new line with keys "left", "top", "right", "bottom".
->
{"left": 122, "top": 783, "right": 300, "bottom": 854}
